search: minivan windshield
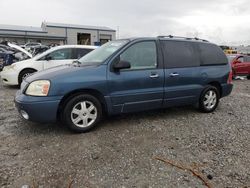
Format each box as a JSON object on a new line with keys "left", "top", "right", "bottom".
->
{"left": 78, "top": 40, "right": 129, "bottom": 65}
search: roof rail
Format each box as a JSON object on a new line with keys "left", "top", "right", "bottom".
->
{"left": 157, "top": 35, "right": 209, "bottom": 42}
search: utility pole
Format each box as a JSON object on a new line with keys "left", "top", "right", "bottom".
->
{"left": 117, "top": 26, "right": 119, "bottom": 39}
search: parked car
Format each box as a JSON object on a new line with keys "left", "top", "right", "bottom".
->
{"left": 0, "top": 44, "right": 14, "bottom": 51}
{"left": 0, "top": 48, "right": 7, "bottom": 70}
{"left": 29, "top": 45, "right": 50, "bottom": 56}
{"left": 0, "top": 43, "right": 33, "bottom": 72}
{"left": 21, "top": 42, "right": 42, "bottom": 50}
{"left": 0, "top": 43, "right": 32, "bottom": 71}
{"left": 0, "top": 49, "right": 12, "bottom": 71}
{"left": 1, "top": 45, "right": 97, "bottom": 85}
{"left": 14, "top": 36, "right": 233, "bottom": 133}
{"left": 227, "top": 54, "right": 250, "bottom": 79}
{"left": 0, "top": 48, "right": 6, "bottom": 58}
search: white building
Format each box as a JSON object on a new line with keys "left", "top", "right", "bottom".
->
{"left": 0, "top": 22, "right": 116, "bottom": 46}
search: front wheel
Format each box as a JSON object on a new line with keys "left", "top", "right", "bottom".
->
{"left": 62, "top": 94, "right": 102, "bottom": 133}
{"left": 199, "top": 86, "right": 219, "bottom": 113}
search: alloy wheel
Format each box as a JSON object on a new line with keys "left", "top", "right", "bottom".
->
{"left": 203, "top": 90, "right": 217, "bottom": 110}
{"left": 70, "top": 101, "right": 97, "bottom": 128}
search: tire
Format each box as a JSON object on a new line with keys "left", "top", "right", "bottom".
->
{"left": 62, "top": 94, "right": 102, "bottom": 133}
{"left": 247, "top": 75, "right": 250, "bottom": 80}
{"left": 18, "top": 69, "right": 36, "bottom": 85}
{"left": 199, "top": 86, "right": 219, "bottom": 113}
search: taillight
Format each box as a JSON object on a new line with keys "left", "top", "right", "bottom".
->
{"left": 227, "top": 70, "right": 233, "bottom": 84}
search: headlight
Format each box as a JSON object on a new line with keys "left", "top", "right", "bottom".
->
{"left": 10, "top": 63, "right": 16, "bottom": 69}
{"left": 25, "top": 80, "right": 50, "bottom": 96}
{"left": 3, "top": 64, "right": 14, "bottom": 71}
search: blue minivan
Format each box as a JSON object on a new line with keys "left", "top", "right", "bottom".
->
{"left": 15, "top": 36, "right": 233, "bottom": 132}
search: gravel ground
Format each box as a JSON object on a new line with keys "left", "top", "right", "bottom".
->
{"left": 0, "top": 80, "right": 249, "bottom": 188}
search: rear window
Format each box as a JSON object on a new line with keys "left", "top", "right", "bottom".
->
{"left": 243, "top": 56, "right": 250, "bottom": 62}
{"left": 198, "top": 43, "right": 228, "bottom": 65}
{"left": 160, "top": 40, "right": 200, "bottom": 68}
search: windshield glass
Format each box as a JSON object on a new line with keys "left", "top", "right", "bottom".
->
{"left": 78, "top": 40, "right": 129, "bottom": 65}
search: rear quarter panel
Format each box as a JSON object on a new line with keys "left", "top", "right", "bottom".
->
{"left": 200, "top": 64, "right": 230, "bottom": 84}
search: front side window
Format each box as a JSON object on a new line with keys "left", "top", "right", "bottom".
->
{"left": 48, "top": 48, "right": 72, "bottom": 60}
{"left": 238, "top": 57, "right": 244, "bottom": 62}
{"left": 119, "top": 41, "right": 157, "bottom": 70}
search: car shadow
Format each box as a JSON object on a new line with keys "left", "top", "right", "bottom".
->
{"left": 13, "top": 105, "right": 197, "bottom": 135}
{"left": 95, "top": 105, "right": 197, "bottom": 131}
{"left": 2, "top": 84, "right": 19, "bottom": 90}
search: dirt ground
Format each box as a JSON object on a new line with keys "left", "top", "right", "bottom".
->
{"left": 0, "top": 80, "right": 249, "bottom": 188}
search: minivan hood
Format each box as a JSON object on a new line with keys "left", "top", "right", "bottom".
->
{"left": 8, "top": 43, "right": 33, "bottom": 58}
{"left": 25, "top": 64, "right": 99, "bottom": 83}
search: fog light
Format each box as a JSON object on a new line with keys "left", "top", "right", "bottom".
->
{"left": 20, "top": 110, "right": 29, "bottom": 120}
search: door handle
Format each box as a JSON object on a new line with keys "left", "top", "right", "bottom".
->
{"left": 150, "top": 73, "right": 159, "bottom": 78}
{"left": 170, "top": 73, "right": 179, "bottom": 77}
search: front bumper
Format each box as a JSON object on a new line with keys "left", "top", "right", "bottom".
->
{"left": 1, "top": 69, "right": 18, "bottom": 85}
{"left": 15, "top": 90, "right": 63, "bottom": 123}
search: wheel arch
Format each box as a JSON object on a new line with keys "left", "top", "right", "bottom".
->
{"left": 18, "top": 68, "right": 37, "bottom": 84}
{"left": 57, "top": 88, "right": 107, "bottom": 120}
{"left": 207, "top": 81, "right": 222, "bottom": 98}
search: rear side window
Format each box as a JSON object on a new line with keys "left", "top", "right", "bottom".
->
{"left": 160, "top": 41, "right": 200, "bottom": 68}
{"left": 72, "top": 48, "right": 93, "bottom": 59}
{"left": 198, "top": 43, "right": 228, "bottom": 65}
{"left": 243, "top": 56, "right": 250, "bottom": 62}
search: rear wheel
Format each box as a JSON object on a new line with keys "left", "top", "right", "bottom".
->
{"left": 199, "top": 86, "right": 219, "bottom": 113}
{"left": 18, "top": 69, "right": 36, "bottom": 85}
{"left": 62, "top": 94, "right": 102, "bottom": 133}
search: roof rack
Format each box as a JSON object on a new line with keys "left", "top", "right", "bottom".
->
{"left": 157, "top": 35, "right": 209, "bottom": 42}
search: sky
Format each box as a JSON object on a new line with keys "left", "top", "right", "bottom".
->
{"left": 0, "top": 0, "right": 249, "bottom": 45}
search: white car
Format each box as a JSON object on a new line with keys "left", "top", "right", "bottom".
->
{"left": 1, "top": 44, "right": 97, "bottom": 85}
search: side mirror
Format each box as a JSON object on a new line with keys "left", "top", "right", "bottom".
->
{"left": 113, "top": 60, "right": 131, "bottom": 71}
{"left": 45, "top": 55, "right": 52, "bottom": 61}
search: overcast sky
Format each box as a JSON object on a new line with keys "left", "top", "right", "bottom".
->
{"left": 0, "top": 0, "right": 249, "bottom": 45}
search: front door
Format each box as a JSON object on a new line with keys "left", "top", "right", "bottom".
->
{"left": 43, "top": 48, "right": 74, "bottom": 70}
{"left": 107, "top": 41, "right": 164, "bottom": 114}
{"left": 234, "top": 56, "right": 250, "bottom": 75}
